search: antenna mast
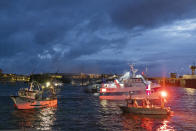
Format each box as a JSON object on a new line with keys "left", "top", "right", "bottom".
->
{"left": 129, "top": 64, "right": 138, "bottom": 77}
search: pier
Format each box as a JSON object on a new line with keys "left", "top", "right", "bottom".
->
{"left": 148, "top": 65, "right": 196, "bottom": 88}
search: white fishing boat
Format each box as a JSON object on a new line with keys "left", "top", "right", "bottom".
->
{"left": 99, "top": 65, "right": 161, "bottom": 100}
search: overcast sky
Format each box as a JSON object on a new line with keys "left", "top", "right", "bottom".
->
{"left": 0, "top": 0, "right": 196, "bottom": 76}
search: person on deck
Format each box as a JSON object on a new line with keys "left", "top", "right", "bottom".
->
{"left": 133, "top": 99, "right": 138, "bottom": 108}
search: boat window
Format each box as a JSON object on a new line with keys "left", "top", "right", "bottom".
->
{"left": 124, "top": 78, "right": 146, "bottom": 87}
{"left": 130, "top": 78, "right": 142, "bottom": 82}
{"left": 129, "top": 90, "right": 145, "bottom": 95}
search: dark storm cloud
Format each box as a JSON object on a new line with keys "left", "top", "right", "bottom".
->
{"left": 34, "top": 26, "right": 67, "bottom": 45}
{"left": 65, "top": 38, "right": 107, "bottom": 59}
{"left": 0, "top": 0, "right": 113, "bottom": 73}
{"left": 0, "top": 0, "right": 196, "bottom": 74}
{"left": 0, "top": 0, "right": 107, "bottom": 56}
{"left": 111, "top": 0, "right": 196, "bottom": 29}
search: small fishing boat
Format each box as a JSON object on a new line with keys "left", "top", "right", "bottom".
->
{"left": 120, "top": 106, "right": 171, "bottom": 115}
{"left": 120, "top": 91, "right": 173, "bottom": 115}
{"left": 10, "top": 81, "right": 57, "bottom": 109}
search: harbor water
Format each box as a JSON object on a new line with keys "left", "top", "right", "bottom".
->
{"left": 0, "top": 84, "right": 196, "bottom": 131}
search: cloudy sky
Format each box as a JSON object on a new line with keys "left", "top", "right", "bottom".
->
{"left": 0, "top": 0, "right": 196, "bottom": 76}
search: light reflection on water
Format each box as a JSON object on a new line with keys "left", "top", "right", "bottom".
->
{"left": 12, "top": 107, "right": 57, "bottom": 130}
{"left": 184, "top": 88, "right": 195, "bottom": 95}
{"left": 37, "top": 108, "right": 56, "bottom": 130}
{"left": 157, "top": 120, "right": 175, "bottom": 131}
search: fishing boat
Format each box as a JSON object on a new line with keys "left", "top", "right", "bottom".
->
{"left": 99, "top": 65, "right": 161, "bottom": 100}
{"left": 120, "top": 90, "right": 173, "bottom": 115}
{"left": 10, "top": 81, "right": 57, "bottom": 109}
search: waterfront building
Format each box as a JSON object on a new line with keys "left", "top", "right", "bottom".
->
{"left": 0, "top": 73, "right": 30, "bottom": 82}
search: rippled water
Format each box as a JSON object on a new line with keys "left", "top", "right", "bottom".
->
{"left": 0, "top": 83, "right": 196, "bottom": 131}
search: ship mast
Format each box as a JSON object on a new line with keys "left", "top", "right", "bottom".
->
{"left": 129, "top": 64, "right": 138, "bottom": 78}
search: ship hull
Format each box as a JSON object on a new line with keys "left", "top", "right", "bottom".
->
{"left": 99, "top": 95, "right": 128, "bottom": 100}
{"left": 120, "top": 106, "right": 170, "bottom": 115}
{"left": 99, "top": 87, "right": 145, "bottom": 100}
{"left": 99, "top": 85, "right": 162, "bottom": 100}
{"left": 10, "top": 96, "right": 57, "bottom": 109}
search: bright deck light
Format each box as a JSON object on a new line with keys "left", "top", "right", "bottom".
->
{"left": 102, "top": 88, "right": 106, "bottom": 92}
{"left": 161, "top": 91, "right": 167, "bottom": 97}
{"left": 46, "top": 82, "right": 51, "bottom": 87}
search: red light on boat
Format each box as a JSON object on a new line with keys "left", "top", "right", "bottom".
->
{"left": 146, "top": 84, "right": 151, "bottom": 95}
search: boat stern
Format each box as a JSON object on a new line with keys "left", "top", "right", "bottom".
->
{"left": 10, "top": 96, "right": 17, "bottom": 104}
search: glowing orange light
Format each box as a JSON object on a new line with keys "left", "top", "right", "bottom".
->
{"left": 161, "top": 91, "right": 167, "bottom": 97}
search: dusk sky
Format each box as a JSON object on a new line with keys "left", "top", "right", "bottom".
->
{"left": 1, "top": 0, "right": 196, "bottom": 76}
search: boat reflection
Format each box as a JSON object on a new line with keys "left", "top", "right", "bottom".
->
{"left": 122, "top": 114, "right": 174, "bottom": 131}
{"left": 100, "top": 100, "right": 125, "bottom": 112}
{"left": 12, "top": 107, "right": 57, "bottom": 130}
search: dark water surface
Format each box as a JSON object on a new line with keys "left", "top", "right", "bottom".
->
{"left": 0, "top": 83, "right": 196, "bottom": 131}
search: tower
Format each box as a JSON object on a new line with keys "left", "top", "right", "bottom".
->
{"left": 189, "top": 64, "right": 196, "bottom": 75}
